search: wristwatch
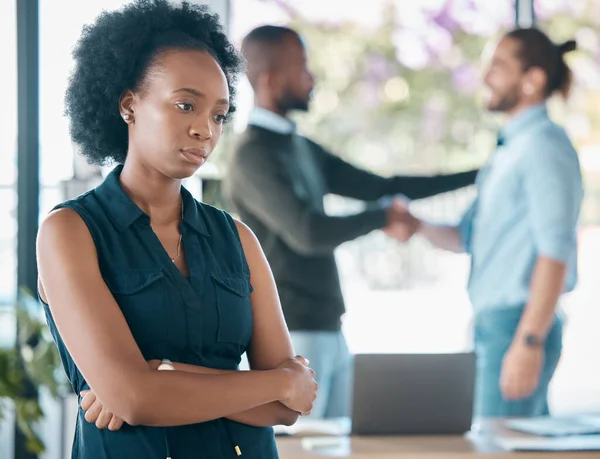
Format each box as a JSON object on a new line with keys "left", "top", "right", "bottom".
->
{"left": 523, "top": 334, "right": 544, "bottom": 348}
{"left": 157, "top": 359, "right": 175, "bottom": 371}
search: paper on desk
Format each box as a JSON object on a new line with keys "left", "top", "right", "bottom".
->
{"left": 505, "top": 415, "right": 600, "bottom": 437}
{"left": 273, "top": 417, "right": 351, "bottom": 437}
{"left": 495, "top": 435, "right": 600, "bottom": 451}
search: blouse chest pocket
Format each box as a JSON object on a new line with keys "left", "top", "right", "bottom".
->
{"left": 106, "top": 269, "right": 179, "bottom": 357}
{"left": 211, "top": 273, "right": 253, "bottom": 348}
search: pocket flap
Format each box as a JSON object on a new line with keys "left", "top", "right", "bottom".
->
{"left": 211, "top": 273, "right": 252, "bottom": 297}
{"left": 107, "top": 270, "right": 165, "bottom": 295}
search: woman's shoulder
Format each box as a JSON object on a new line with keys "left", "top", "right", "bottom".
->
{"left": 40, "top": 206, "right": 87, "bottom": 235}
{"left": 195, "top": 201, "right": 255, "bottom": 243}
{"left": 192, "top": 199, "right": 235, "bottom": 234}
{"left": 47, "top": 187, "right": 102, "bottom": 221}
{"left": 39, "top": 189, "right": 111, "bottom": 258}
{"left": 37, "top": 206, "right": 98, "bottom": 281}
{"left": 193, "top": 200, "right": 257, "bottom": 271}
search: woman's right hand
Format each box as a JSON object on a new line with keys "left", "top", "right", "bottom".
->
{"left": 277, "top": 355, "right": 318, "bottom": 415}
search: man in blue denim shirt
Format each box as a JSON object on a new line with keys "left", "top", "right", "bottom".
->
{"left": 411, "top": 28, "right": 583, "bottom": 418}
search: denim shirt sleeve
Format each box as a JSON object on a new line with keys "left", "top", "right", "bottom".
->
{"left": 521, "top": 130, "right": 583, "bottom": 263}
{"left": 457, "top": 199, "right": 478, "bottom": 254}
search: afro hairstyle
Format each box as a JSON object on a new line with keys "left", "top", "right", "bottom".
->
{"left": 65, "top": 0, "right": 243, "bottom": 165}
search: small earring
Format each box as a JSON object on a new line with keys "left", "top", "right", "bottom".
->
{"left": 123, "top": 114, "right": 131, "bottom": 121}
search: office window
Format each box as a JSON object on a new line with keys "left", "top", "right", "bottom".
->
{"left": 39, "top": 1, "right": 130, "bottom": 214}
{"left": 0, "top": 0, "right": 18, "bottom": 307}
{"left": 0, "top": 6, "right": 17, "bottom": 459}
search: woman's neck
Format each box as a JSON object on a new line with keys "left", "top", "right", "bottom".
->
{"left": 119, "top": 160, "right": 183, "bottom": 227}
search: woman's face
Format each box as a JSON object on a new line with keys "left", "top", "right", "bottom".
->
{"left": 121, "top": 49, "right": 230, "bottom": 179}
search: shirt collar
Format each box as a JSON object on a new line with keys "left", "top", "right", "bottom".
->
{"left": 499, "top": 103, "right": 548, "bottom": 144}
{"left": 248, "top": 107, "right": 296, "bottom": 134}
{"left": 95, "top": 164, "right": 209, "bottom": 237}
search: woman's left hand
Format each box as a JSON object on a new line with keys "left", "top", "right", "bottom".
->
{"left": 81, "top": 390, "right": 125, "bottom": 431}
{"left": 80, "top": 360, "right": 166, "bottom": 430}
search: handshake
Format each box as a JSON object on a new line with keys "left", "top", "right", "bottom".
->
{"left": 382, "top": 197, "right": 422, "bottom": 242}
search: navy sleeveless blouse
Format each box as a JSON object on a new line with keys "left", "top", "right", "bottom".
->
{"left": 42, "top": 165, "right": 279, "bottom": 459}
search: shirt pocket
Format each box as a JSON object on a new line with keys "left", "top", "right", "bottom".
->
{"left": 210, "top": 273, "right": 253, "bottom": 348}
{"left": 106, "top": 269, "right": 175, "bottom": 358}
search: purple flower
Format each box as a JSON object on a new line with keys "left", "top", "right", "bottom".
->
{"left": 445, "top": 0, "right": 511, "bottom": 36}
{"left": 424, "top": 23, "right": 453, "bottom": 60}
{"left": 452, "top": 63, "right": 480, "bottom": 94}
{"left": 364, "top": 53, "right": 395, "bottom": 83}
{"left": 393, "top": 29, "right": 430, "bottom": 70}
{"left": 432, "top": 0, "right": 460, "bottom": 33}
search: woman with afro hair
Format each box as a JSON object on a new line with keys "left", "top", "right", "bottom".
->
{"left": 36, "top": 1, "right": 317, "bottom": 458}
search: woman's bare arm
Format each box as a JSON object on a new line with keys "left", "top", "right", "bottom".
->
{"left": 153, "top": 363, "right": 302, "bottom": 427}
{"left": 220, "top": 220, "right": 305, "bottom": 426}
{"left": 37, "top": 208, "right": 312, "bottom": 427}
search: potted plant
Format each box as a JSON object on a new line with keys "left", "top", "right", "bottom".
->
{"left": 0, "top": 287, "right": 67, "bottom": 454}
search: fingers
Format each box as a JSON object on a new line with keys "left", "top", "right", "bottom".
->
{"left": 499, "top": 363, "right": 513, "bottom": 399}
{"left": 279, "top": 355, "right": 319, "bottom": 415}
{"left": 502, "top": 382, "right": 522, "bottom": 400}
{"left": 297, "top": 359, "right": 318, "bottom": 416}
{"left": 300, "top": 388, "right": 319, "bottom": 416}
{"left": 108, "top": 416, "right": 125, "bottom": 432}
{"left": 383, "top": 207, "right": 420, "bottom": 242}
{"left": 391, "top": 197, "right": 410, "bottom": 212}
{"left": 294, "top": 355, "right": 309, "bottom": 366}
{"left": 302, "top": 379, "right": 319, "bottom": 416}
{"left": 80, "top": 390, "right": 125, "bottom": 431}
{"left": 500, "top": 367, "right": 537, "bottom": 400}
{"left": 294, "top": 356, "right": 316, "bottom": 378}
{"left": 502, "top": 379, "right": 536, "bottom": 400}
{"left": 95, "top": 409, "right": 113, "bottom": 429}
{"left": 384, "top": 224, "right": 415, "bottom": 242}
{"left": 384, "top": 199, "right": 419, "bottom": 243}
{"left": 84, "top": 398, "right": 103, "bottom": 424}
{"left": 80, "top": 391, "right": 96, "bottom": 411}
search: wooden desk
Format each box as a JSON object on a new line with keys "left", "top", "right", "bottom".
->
{"left": 276, "top": 422, "right": 600, "bottom": 458}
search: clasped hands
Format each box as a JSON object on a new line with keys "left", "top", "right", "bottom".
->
{"left": 383, "top": 197, "right": 421, "bottom": 242}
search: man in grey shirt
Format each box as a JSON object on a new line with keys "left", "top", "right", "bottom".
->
{"left": 226, "top": 25, "right": 478, "bottom": 418}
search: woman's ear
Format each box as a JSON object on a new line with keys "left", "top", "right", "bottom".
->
{"left": 119, "top": 90, "right": 136, "bottom": 124}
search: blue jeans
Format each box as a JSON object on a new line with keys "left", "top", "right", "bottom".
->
{"left": 289, "top": 331, "right": 353, "bottom": 419}
{"left": 474, "top": 306, "right": 563, "bottom": 419}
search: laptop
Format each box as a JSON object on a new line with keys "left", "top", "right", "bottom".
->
{"left": 351, "top": 353, "right": 476, "bottom": 436}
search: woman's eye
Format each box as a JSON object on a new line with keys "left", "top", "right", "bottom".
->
{"left": 176, "top": 103, "right": 194, "bottom": 112}
{"left": 215, "top": 114, "right": 227, "bottom": 123}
